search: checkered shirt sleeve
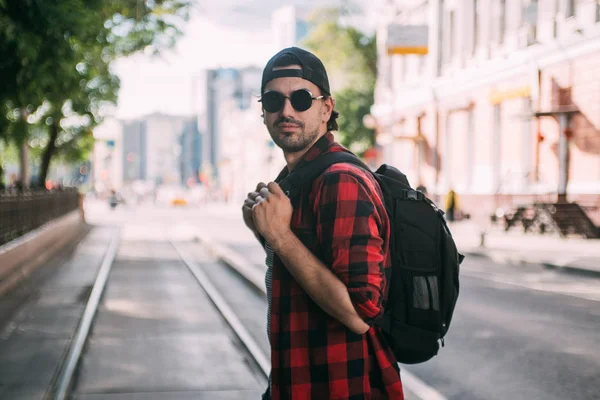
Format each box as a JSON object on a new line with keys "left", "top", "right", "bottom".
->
{"left": 312, "top": 166, "right": 387, "bottom": 326}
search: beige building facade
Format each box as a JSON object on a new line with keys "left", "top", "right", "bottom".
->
{"left": 372, "top": 0, "right": 600, "bottom": 222}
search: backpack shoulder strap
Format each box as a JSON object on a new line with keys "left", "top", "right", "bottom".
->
{"left": 279, "top": 152, "right": 370, "bottom": 199}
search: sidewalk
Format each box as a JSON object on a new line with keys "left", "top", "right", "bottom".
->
{"left": 450, "top": 220, "right": 600, "bottom": 277}
{"left": 0, "top": 226, "right": 115, "bottom": 399}
{"left": 195, "top": 203, "right": 600, "bottom": 278}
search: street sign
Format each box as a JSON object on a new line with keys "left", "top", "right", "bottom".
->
{"left": 386, "top": 24, "right": 428, "bottom": 55}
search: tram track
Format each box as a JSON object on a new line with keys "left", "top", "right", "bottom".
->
{"left": 50, "top": 230, "right": 120, "bottom": 400}
{"left": 44, "top": 231, "right": 269, "bottom": 399}
{"left": 171, "top": 240, "right": 270, "bottom": 380}
{"left": 192, "top": 231, "right": 448, "bottom": 400}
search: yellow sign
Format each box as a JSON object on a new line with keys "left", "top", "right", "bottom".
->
{"left": 490, "top": 85, "right": 531, "bottom": 104}
{"left": 386, "top": 24, "right": 428, "bottom": 56}
{"left": 387, "top": 46, "right": 428, "bottom": 55}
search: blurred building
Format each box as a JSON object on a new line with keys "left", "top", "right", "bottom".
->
{"left": 122, "top": 113, "right": 192, "bottom": 186}
{"left": 92, "top": 113, "right": 199, "bottom": 193}
{"left": 92, "top": 118, "right": 124, "bottom": 194}
{"left": 201, "top": 67, "right": 262, "bottom": 185}
{"left": 121, "top": 118, "right": 147, "bottom": 183}
{"left": 199, "top": 4, "right": 373, "bottom": 203}
{"left": 197, "top": 5, "right": 314, "bottom": 202}
{"left": 200, "top": 64, "right": 287, "bottom": 203}
{"left": 180, "top": 118, "right": 202, "bottom": 186}
{"left": 219, "top": 99, "right": 286, "bottom": 204}
{"left": 272, "top": 5, "right": 310, "bottom": 49}
{"left": 372, "top": 0, "right": 600, "bottom": 221}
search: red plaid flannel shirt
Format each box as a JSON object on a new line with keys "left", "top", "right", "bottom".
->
{"left": 268, "top": 132, "right": 404, "bottom": 399}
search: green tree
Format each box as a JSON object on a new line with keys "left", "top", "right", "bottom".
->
{"left": 301, "top": 7, "right": 377, "bottom": 155}
{"left": 0, "top": 0, "right": 191, "bottom": 188}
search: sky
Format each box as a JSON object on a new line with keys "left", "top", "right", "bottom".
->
{"left": 111, "top": 0, "right": 365, "bottom": 120}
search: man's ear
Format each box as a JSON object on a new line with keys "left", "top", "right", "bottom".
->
{"left": 323, "top": 97, "right": 335, "bottom": 123}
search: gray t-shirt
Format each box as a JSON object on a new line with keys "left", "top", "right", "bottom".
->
{"left": 264, "top": 242, "right": 274, "bottom": 343}
{"left": 264, "top": 242, "right": 274, "bottom": 394}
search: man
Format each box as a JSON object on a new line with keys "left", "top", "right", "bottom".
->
{"left": 242, "top": 47, "right": 403, "bottom": 399}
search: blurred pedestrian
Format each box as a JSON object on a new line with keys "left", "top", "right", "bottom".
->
{"left": 242, "top": 47, "right": 403, "bottom": 400}
{"left": 109, "top": 189, "right": 118, "bottom": 210}
{"left": 416, "top": 184, "right": 428, "bottom": 196}
{"left": 445, "top": 188, "right": 459, "bottom": 222}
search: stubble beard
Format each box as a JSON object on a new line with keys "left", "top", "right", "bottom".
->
{"left": 268, "top": 123, "right": 321, "bottom": 154}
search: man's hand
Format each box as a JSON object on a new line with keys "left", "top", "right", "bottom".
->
{"left": 252, "top": 182, "right": 293, "bottom": 249}
{"left": 242, "top": 182, "right": 269, "bottom": 235}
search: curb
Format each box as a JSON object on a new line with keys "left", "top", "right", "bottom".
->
{"left": 0, "top": 211, "right": 88, "bottom": 296}
{"left": 463, "top": 249, "right": 600, "bottom": 279}
{"left": 540, "top": 262, "right": 600, "bottom": 279}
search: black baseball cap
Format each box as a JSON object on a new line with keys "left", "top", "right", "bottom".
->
{"left": 261, "top": 47, "right": 331, "bottom": 96}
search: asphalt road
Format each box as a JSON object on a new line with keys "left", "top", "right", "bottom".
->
{"left": 82, "top": 201, "right": 600, "bottom": 399}
{"left": 179, "top": 202, "right": 600, "bottom": 400}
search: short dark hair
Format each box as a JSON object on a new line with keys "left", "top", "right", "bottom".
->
{"left": 327, "top": 110, "right": 339, "bottom": 131}
{"left": 270, "top": 54, "right": 339, "bottom": 132}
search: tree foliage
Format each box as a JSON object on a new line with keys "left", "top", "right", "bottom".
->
{"left": 0, "top": 0, "right": 191, "bottom": 187}
{"left": 301, "top": 8, "right": 377, "bottom": 155}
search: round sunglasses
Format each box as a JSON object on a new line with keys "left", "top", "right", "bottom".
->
{"left": 259, "top": 89, "right": 324, "bottom": 113}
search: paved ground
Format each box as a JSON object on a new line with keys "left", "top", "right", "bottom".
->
{"left": 451, "top": 220, "right": 600, "bottom": 276}
{"left": 84, "top": 200, "right": 429, "bottom": 400}
{"left": 0, "top": 204, "right": 265, "bottom": 399}
{"left": 4, "top": 199, "right": 598, "bottom": 399}
{"left": 0, "top": 227, "right": 113, "bottom": 399}
{"left": 183, "top": 202, "right": 600, "bottom": 400}
{"left": 72, "top": 239, "right": 264, "bottom": 399}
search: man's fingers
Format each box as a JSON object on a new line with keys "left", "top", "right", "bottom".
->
{"left": 248, "top": 191, "right": 260, "bottom": 201}
{"left": 248, "top": 183, "right": 268, "bottom": 202}
{"left": 259, "top": 187, "right": 270, "bottom": 198}
{"left": 267, "top": 182, "right": 285, "bottom": 196}
{"left": 243, "top": 206, "right": 253, "bottom": 216}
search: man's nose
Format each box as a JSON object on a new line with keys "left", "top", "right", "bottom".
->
{"left": 280, "top": 97, "right": 295, "bottom": 117}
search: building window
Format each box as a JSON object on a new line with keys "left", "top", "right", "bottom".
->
{"left": 436, "top": 2, "right": 444, "bottom": 76}
{"left": 499, "top": 0, "right": 506, "bottom": 44}
{"left": 491, "top": 0, "right": 507, "bottom": 44}
{"left": 522, "top": 0, "right": 535, "bottom": 26}
{"left": 419, "top": 55, "right": 426, "bottom": 75}
{"left": 493, "top": 104, "right": 502, "bottom": 192}
{"left": 444, "top": 113, "right": 452, "bottom": 188}
{"left": 523, "top": 0, "right": 538, "bottom": 45}
{"left": 564, "top": 0, "right": 576, "bottom": 18}
{"left": 401, "top": 56, "right": 407, "bottom": 82}
{"left": 473, "top": 0, "right": 479, "bottom": 54}
{"left": 387, "top": 56, "right": 393, "bottom": 89}
{"left": 448, "top": 10, "right": 456, "bottom": 61}
{"left": 466, "top": 108, "right": 475, "bottom": 191}
{"left": 522, "top": 98, "right": 533, "bottom": 188}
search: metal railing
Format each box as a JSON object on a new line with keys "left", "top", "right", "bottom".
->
{"left": 0, "top": 189, "right": 80, "bottom": 247}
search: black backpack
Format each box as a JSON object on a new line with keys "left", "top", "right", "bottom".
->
{"left": 280, "top": 152, "right": 464, "bottom": 364}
